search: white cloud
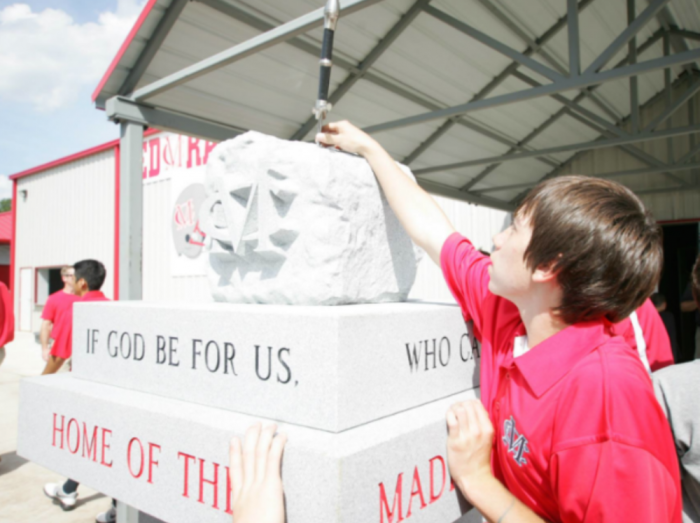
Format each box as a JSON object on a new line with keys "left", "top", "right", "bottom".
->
{"left": 0, "top": 1, "right": 145, "bottom": 112}
{"left": 0, "top": 176, "right": 12, "bottom": 201}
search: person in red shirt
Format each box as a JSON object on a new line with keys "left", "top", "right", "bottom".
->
{"left": 316, "top": 122, "right": 681, "bottom": 523}
{"left": 40, "top": 266, "right": 79, "bottom": 365}
{"left": 43, "top": 259, "right": 116, "bottom": 523}
{"left": 42, "top": 261, "right": 108, "bottom": 376}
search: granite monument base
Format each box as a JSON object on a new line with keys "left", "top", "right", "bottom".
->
{"left": 18, "top": 374, "right": 481, "bottom": 523}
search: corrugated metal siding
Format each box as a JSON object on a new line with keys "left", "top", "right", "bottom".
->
{"left": 14, "top": 150, "right": 116, "bottom": 330}
{"left": 556, "top": 78, "right": 700, "bottom": 222}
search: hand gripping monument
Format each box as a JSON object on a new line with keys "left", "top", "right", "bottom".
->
{"left": 18, "top": 132, "right": 482, "bottom": 523}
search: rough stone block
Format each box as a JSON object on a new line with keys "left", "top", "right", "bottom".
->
{"left": 72, "top": 301, "right": 480, "bottom": 432}
{"left": 18, "top": 375, "right": 482, "bottom": 523}
{"left": 200, "top": 131, "right": 422, "bottom": 305}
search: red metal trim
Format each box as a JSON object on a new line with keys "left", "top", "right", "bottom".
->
{"left": 658, "top": 217, "right": 700, "bottom": 225}
{"left": 114, "top": 145, "right": 120, "bottom": 301}
{"left": 92, "top": 0, "right": 161, "bottom": 102}
{"left": 9, "top": 128, "right": 159, "bottom": 181}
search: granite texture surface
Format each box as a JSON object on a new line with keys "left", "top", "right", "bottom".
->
{"left": 18, "top": 374, "right": 482, "bottom": 523}
{"left": 72, "top": 301, "right": 481, "bottom": 432}
{"left": 200, "top": 131, "right": 422, "bottom": 305}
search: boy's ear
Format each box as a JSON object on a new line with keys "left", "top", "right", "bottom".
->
{"left": 532, "top": 256, "right": 560, "bottom": 284}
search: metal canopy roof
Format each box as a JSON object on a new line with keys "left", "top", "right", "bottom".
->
{"left": 94, "top": 0, "right": 700, "bottom": 212}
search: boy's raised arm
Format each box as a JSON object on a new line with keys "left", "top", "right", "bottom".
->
{"left": 317, "top": 121, "right": 456, "bottom": 264}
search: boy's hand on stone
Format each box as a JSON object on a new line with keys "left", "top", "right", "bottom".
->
{"left": 446, "top": 399, "right": 495, "bottom": 502}
{"left": 230, "top": 423, "right": 287, "bottom": 523}
{"left": 315, "top": 121, "right": 378, "bottom": 157}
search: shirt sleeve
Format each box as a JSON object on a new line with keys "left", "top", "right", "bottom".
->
{"left": 550, "top": 441, "right": 680, "bottom": 523}
{"left": 41, "top": 295, "right": 56, "bottom": 321}
{"left": 439, "top": 233, "right": 492, "bottom": 336}
{"left": 636, "top": 299, "right": 674, "bottom": 371}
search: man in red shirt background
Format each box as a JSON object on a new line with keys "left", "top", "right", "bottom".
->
{"left": 40, "top": 265, "right": 78, "bottom": 370}
{"left": 43, "top": 259, "right": 115, "bottom": 523}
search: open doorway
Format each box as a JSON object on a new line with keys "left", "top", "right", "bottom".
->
{"left": 36, "top": 267, "right": 65, "bottom": 307}
{"left": 658, "top": 222, "right": 699, "bottom": 363}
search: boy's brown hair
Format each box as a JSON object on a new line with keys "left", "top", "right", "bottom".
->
{"left": 516, "top": 175, "right": 662, "bottom": 324}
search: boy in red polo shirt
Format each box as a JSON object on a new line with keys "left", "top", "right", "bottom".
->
{"left": 44, "top": 260, "right": 116, "bottom": 523}
{"left": 317, "top": 122, "right": 681, "bottom": 523}
{"left": 41, "top": 260, "right": 108, "bottom": 375}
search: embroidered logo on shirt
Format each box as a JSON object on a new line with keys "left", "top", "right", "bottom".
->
{"left": 502, "top": 416, "right": 530, "bottom": 467}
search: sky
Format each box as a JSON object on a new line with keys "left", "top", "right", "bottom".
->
{"left": 0, "top": 0, "right": 147, "bottom": 200}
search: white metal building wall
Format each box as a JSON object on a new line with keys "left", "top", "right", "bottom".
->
{"left": 559, "top": 80, "right": 700, "bottom": 222}
{"left": 14, "top": 150, "right": 116, "bottom": 331}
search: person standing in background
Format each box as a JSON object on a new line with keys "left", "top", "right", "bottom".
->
{"left": 39, "top": 266, "right": 78, "bottom": 363}
{"left": 680, "top": 282, "right": 700, "bottom": 360}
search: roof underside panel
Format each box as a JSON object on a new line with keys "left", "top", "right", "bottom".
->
{"left": 94, "top": 0, "right": 700, "bottom": 213}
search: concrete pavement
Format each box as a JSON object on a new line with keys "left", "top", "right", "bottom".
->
{"left": 0, "top": 332, "right": 110, "bottom": 523}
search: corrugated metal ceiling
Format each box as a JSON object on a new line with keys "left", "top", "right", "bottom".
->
{"left": 94, "top": 0, "right": 700, "bottom": 212}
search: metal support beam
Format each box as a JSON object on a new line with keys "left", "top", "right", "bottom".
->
{"left": 106, "top": 96, "right": 245, "bottom": 142}
{"left": 363, "top": 47, "right": 700, "bottom": 135}
{"left": 628, "top": 0, "right": 640, "bottom": 133}
{"left": 132, "top": 0, "right": 383, "bottom": 101}
{"left": 119, "top": 121, "right": 144, "bottom": 301}
{"left": 653, "top": 4, "right": 698, "bottom": 72}
{"left": 670, "top": 27, "right": 700, "bottom": 42}
{"left": 634, "top": 184, "right": 700, "bottom": 196}
{"left": 401, "top": 0, "right": 594, "bottom": 165}
{"left": 414, "top": 123, "right": 700, "bottom": 175}
{"left": 584, "top": 0, "right": 670, "bottom": 75}
{"left": 290, "top": 0, "right": 430, "bottom": 141}
{"left": 644, "top": 75, "right": 700, "bottom": 132}
{"left": 472, "top": 162, "right": 700, "bottom": 194}
{"left": 118, "top": 0, "right": 189, "bottom": 95}
{"left": 568, "top": 0, "right": 580, "bottom": 76}
{"left": 423, "top": 5, "right": 563, "bottom": 82}
{"left": 664, "top": 32, "right": 675, "bottom": 162}
{"left": 509, "top": 69, "right": 690, "bottom": 187}
{"left": 195, "top": 0, "right": 553, "bottom": 164}
{"left": 417, "top": 179, "right": 515, "bottom": 211}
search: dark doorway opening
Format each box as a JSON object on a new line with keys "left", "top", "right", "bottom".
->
{"left": 658, "top": 222, "right": 699, "bottom": 363}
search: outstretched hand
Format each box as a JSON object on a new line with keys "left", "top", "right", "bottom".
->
{"left": 315, "top": 120, "right": 379, "bottom": 157}
{"left": 230, "top": 423, "right": 287, "bottom": 523}
{"left": 446, "top": 399, "right": 495, "bottom": 503}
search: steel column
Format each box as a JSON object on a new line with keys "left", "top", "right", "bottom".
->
{"left": 584, "top": 0, "right": 670, "bottom": 75}
{"left": 132, "top": 0, "right": 384, "bottom": 101}
{"left": 670, "top": 28, "right": 700, "bottom": 42}
{"left": 664, "top": 32, "right": 675, "bottom": 162}
{"left": 415, "top": 123, "right": 700, "bottom": 175}
{"left": 644, "top": 75, "right": 700, "bottom": 132}
{"left": 417, "top": 179, "right": 515, "bottom": 211}
{"left": 568, "top": 0, "right": 580, "bottom": 76}
{"left": 628, "top": 0, "right": 640, "bottom": 133}
{"left": 290, "top": 0, "right": 430, "bottom": 141}
{"left": 118, "top": 121, "right": 144, "bottom": 301}
{"left": 364, "top": 48, "right": 700, "bottom": 134}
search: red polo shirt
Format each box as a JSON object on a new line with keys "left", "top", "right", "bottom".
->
{"left": 611, "top": 298, "right": 674, "bottom": 371}
{"left": 441, "top": 233, "right": 681, "bottom": 523}
{"left": 50, "top": 290, "right": 109, "bottom": 360}
{"left": 41, "top": 290, "right": 79, "bottom": 338}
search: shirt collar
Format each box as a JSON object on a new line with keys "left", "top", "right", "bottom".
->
{"left": 81, "top": 290, "right": 106, "bottom": 301}
{"left": 513, "top": 320, "right": 610, "bottom": 398}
